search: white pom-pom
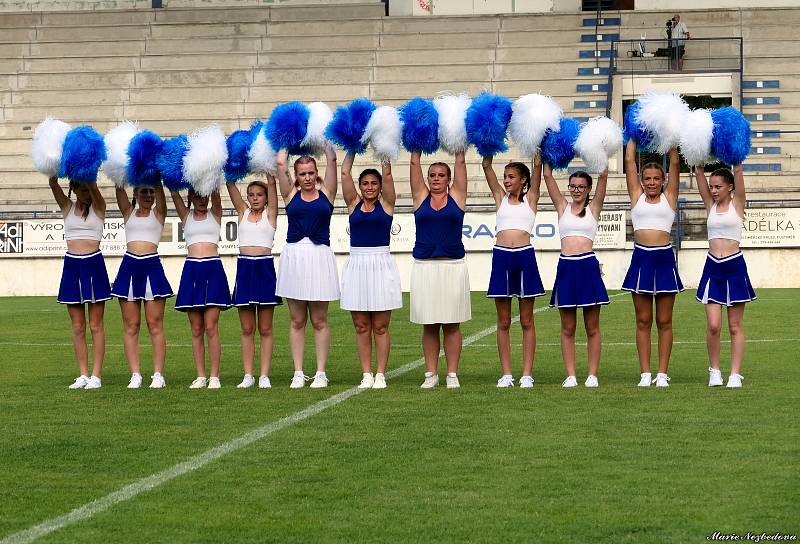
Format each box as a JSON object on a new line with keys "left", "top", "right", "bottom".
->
{"left": 575, "top": 116, "right": 622, "bottom": 173}
{"left": 31, "top": 117, "right": 72, "bottom": 177}
{"left": 361, "top": 106, "right": 402, "bottom": 163}
{"left": 509, "top": 93, "right": 562, "bottom": 158}
{"left": 248, "top": 125, "right": 277, "bottom": 176}
{"left": 433, "top": 94, "right": 471, "bottom": 155}
{"left": 679, "top": 109, "right": 714, "bottom": 166}
{"left": 637, "top": 91, "right": 690, "bottom": 154}
{"left": 184, "top": 124, "right": 228, "bottom": 197}
{"left": 102, "top": 121, "right": 139, "bottom": 188}
{"left": 300, "top": 101, "right": 333, "bottom": 155}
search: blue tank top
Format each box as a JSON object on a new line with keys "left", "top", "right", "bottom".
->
{"left": 350, "top": 200, "right": 392, "bottom": 248}
{"left": 286, "top": 191, "right": 333, "bottom": 246}
{"left": 413, "top": 194, "right": 465, "bottom": 259}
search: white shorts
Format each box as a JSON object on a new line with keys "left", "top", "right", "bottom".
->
{"left": 410, "top": 258, "right": 471, "bottom": 324}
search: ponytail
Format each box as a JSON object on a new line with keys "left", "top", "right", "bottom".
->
{"left": 505, "top": 162, "right": 531, "bottom": 203}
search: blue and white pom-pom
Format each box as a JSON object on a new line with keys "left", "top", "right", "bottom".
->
{"left": 300, "top": 102, "right": 333, "bottom": 155}
{"left": 632, "top": 92, "right": 690, "bottom": 154}
{"left": 541, "top": 117, "right": 580, "bottom": 170}
{"left": 127, "top": 130, "right": 163, "bottom": 188}
{"left": 710, "top": 107, "right": 751, "bottom": 165}
{"left": 183, "top": 125, "right": 228, "bottom": 197}
{"left": 509, "top": 93, "right": 562, "bottom": 158}
{"left": 266, "top": 101, "right": 310, "bottom": 155}
{"left": 433, "top": 94, "right": 471, "bottom": 155}
{"left": 58, "top": 126, "right": 107, "bottom": 184}
{"left": 224, "top": 129, "right": 255, "bottom": 183}
{"left": 31, "top": 117, "right": 72, "bottom": 178}
{"left": 465, "top": 92, "right": 513, "bottom": 157}
{"left": 400, "top": 97, "right": 439, "bottom": 154}
{"left": 575, "top": 116, "right": 622, "bottom": 173}
{"left": 361, "top": 105, "right": 402, "bottom": 163}
{"left": 624, "top": 100, "right": 654, "bottom": 150}
{"left": 678, "top": 109, "right": 714, "bottom": 166}
{"left": 325, "top": 98, "right": 376, "bottom": 155}
{"left": 248, "top": 120, "right": 277, "bottom": 176}
{"left": 102, "top": 121, "right": 139, "bottom": 188}
{"left": 157, "top": 135, "right": 190, "bottom": 192}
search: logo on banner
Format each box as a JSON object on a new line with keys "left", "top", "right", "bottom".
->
{"left": 0, "top": 222, "right": 23, "bottom": 253}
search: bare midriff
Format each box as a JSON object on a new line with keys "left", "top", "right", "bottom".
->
{"left": 496, "top": 229, "right": 532, "bottom": 249}
{"left": 634, "top": 229, "right": 671, "bottom": 246}
{"left": 240, "top": 245, "right": 271, "bottom": 256}
{"left": 187, "top": 242, "right": 219, "bottom": 258}
{"left": 709, "top": 238, "right": 740, "bottom": 259}
{"left": 560, "top": 236, "right": 593, "bottom": 256}
{"left": 126, "top": 241, "right": 158, "bottom": 255}
{"left": 66, "top": 239, "right": 100, "bottom": 254}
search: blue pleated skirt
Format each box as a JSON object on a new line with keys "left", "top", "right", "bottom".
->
{"left": 549, "top": 252, "right": 610, "bottom": 308}
{"left": 111, "top": 252, "right": 173, "bottom": 301}
{"left": 233, "top": 254, "right": 282, "bottom": 307}
{"left": 175, "top": 256, "right": 232, "bottom": 311}
{"left": 487, "top": 245, "right": 545, "bottom": 298}
{"left": 622, "top": 243, "right": 685, "bottom": 295}
{"left": 696, "top": 251, "right": 757, "bottom": 306}
{"left": 57, "top": 251, "right": 112, "bottom": 305}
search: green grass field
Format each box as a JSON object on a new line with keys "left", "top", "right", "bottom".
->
{"left": 0, "top": 290, "right": 797, "bottom": 543}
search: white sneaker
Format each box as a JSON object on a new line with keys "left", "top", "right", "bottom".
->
{"left": 290, "top": 372, "right": 308, "bottom": 389}
{"left": 496, "top": 375, "right": 514, "bottom": 388}
{"left": 85, "top": 376, "right": 102, "bottom": 389}
{"left": 446, "top": 373, "right": 460, "bottom": 389}
{"left": 420, "top": 372, "right": 438, "bottom": 389}
{"left": 358, "top": 373, "right": 374, "bottom": 389}
{"left": 562, "top": 376, "right": 578, "bottom": 388}
{"left": 258, "top": 376, "right": 271, "bottom": 389}
{"left": 149, "top": 373, "right": 165, "bottom": 389}
{"left": 309, "top": 372, "right": 328, "bottom": 389}
{"left": 189, "top": 376, "right": 207, "bottom": 389}
{"left": 237, "top": 374, "right": 255, "bottom": 389}
{"left": 69, "top": 375, "right": 89, "bottom": 389}
{"left": 726, "top": 373, "right": 743, "bottom": 388}
{"left": 653, "top": 373, "right": 670, "bottom": 387}
{"left": 207, "top": 377, "right": 221, "bottom": 389}
{"left": 638, "top": 372, "right": 652, "bottom": 387}
{"left": 519, "top": 375, "right": 534, "bottom": 388}
{"left": 584, "top": 375, "right": 599, "bottom": 388}
{"left": 127, "top": 373, "right": 142, "bottom": 389}
{"left": 708, "top": 367, "right": 723, "bottom": 387}
{"left": 372, "top": 373, "right": 387, "bottom": 389}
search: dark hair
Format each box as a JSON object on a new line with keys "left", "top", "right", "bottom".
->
{"left": 641, "top": 162, "right": 666, "bottom": 193}
{"left": 187, "top": 187, "right": 198, "bottom": 210}
{"left": 569, "top": 171, "right": 593, "bottom": 217}
{"left": 505, "top": 162, "right": 531, "bottom": 202}
{"left": 710, "top": 167, "right": 734, "bottom": 186}
{"left": 358, "top": 168, "right": 382, "bottom": 185}
{"left": 428, "top": 162, "right": 451, "bottom": 180}
{"left": 68, "top": 182, "right": 91, "bottom": 220}
{"left": 294, "top": 156, "right": 322, "bottom": 186}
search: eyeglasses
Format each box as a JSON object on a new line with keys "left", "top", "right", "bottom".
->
{"left": 568, "top": 184, "right": 589, "bottom": 192}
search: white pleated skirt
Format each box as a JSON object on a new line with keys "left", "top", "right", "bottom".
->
{"left": 340, "top": 246, "right": 403, "bottom": 312}
{"left": 410, "top": 258, "right": 471, "bottom": 324}
{"left": 276, "top": 238, "right": 340, "bottom": 301}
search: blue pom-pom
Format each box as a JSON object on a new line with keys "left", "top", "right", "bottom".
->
{"left": 265, "top": 102, "right": 310, "bottom": 155}
{"left": 58, "top": 126, "right": 106, "bottom": 183}
{"left": 711, "top": 107, "right": 751, "bottom": 165}
{"left": 224, "top": 129, "right": 255, "bottom": 182}
{"left": 325, "top": 98, "right": 376, "bottom": 155}
{"left": 157, "top": 135, "right": 190, "bottom": 192}
{"left": 465, "top": 92, "right": 512, "bottom": 156}
{"left": 127, "top": 130, "right": 163, "bottom": 188}
{"left": 400, "top": 97, "right": 439, "bottom": 154}
{"left": 541, "top": 117, "right": 580, "bottom": 170}
{"left": 623, "top": 101, "right": 655, "bottom": 151}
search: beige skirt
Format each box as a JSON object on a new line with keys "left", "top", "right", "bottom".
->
{"left": 410, "top": 258, "right": 471, "bottom": 324}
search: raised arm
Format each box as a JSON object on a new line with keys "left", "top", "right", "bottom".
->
{"left": 481, "top": 155, "right": 505, "bottom": 206}
{"left": 732, "top": 164, "right": 746, "bottom": 214}
{"left": 320, "top": 144, "right": 338, "bottom": 201}
{"left": 49, "top": 176, "right": 70, "bottom": 212}
{"left": 171, "top": 190, "right": 189, "bottom": 222}
{"left": 87, "top": 182, "right": 106, "bottom": 217}
{"left": 226, "top": 181, "right": 247, "bottom": 217}
{"left": 409, "top": 151, "right": 429, "bottom": 209}
{"left": 589, "top": 168, "right": 609, "bottom": 219}
{"left": 528, "top": 155, "right": 542, "bottom": 212}
{"left": 340, "top": 151, "right": 359, "bottom": 210}
{"left": 116, "top": 186, "right": 132, "bottom": 219}
{"left": 694, "top": 165, "right": 713, "bottom": 211}
{"left": 380, "top": 161, "right": 396, "bottom": 214}
{"left": 450, "top": 151, "right": 468, "bottom": 209}
{"left": 663, "top": 147, "right": 681, "bottom": 206}
{"left": 542, "top": 163, "right": 568, "bottom": 215}
{"left": 625, "top": 139, "right": 643, "bottom": 203}
{"left": 266, "top": 174, "right": 279, "bottom": 228}
{"left": 210, "top": 188, "right": 223, "bottom": 222}
{"left": 275, "top": 150, "right": 295, "bottom": 204}
{"left": 154, "top": 184, "right": 168, "bottom": 223}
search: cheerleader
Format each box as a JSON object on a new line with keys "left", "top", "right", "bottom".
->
{"left": 543, "top": 164, "right": 609, "bottom": 388}
{"left": 226, "top": 177, "right": 281, "bottom": 389}
{"left": 622, "top": 141, "right": 683, "bottom": 387}
{"left": 49, "top": 176, "right": 110, "bottom": 389}
{"left": 171, "top": 188, "right": 231, "bottom": 389}
{"left": 410, "top": 151, "right": 470, "bottom": 389}
{"left": 340, "top": 153, "right": 402, "bottom": 390}
{"left": 275, "top": 146, "right": 339, "bottom": 389}
{"left": 482, "top": 154, "right": 545, "bottom": 388}
{"left": 694, "top": 164, "right": 755, "bottom": 388}
{"left": 111, "top": 184, "right": 172, "bottom": 388}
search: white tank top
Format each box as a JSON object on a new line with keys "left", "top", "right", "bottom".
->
{"left": 184, "top": 211, "right": 220, "bottom": 246}
{"left": 559, "top": 205, "right": 597, "bottom": 242}
{"left": 238, "top": 208, "right": 276, "bottom": 248}
{"left": 64, "top": 202, "right": 104, "bottom": 241}
{"left": 631, "top": 193, "right": 675, "bottom": 233}
{"left": 125, "top": 208, "right": 163, "bottom": 246}
{"left": 496, "top": 193, "right": 536, "bottom": 234}
{"left": 707, "top": 201, "right": 742, "bottom": 242}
